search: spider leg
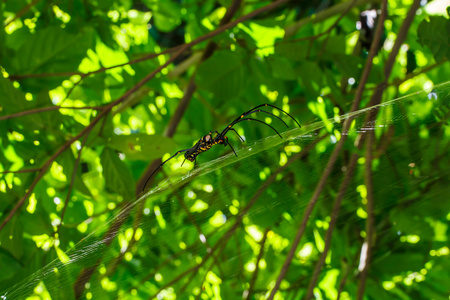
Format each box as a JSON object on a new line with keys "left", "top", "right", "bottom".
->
{"left": 246, "top": 103, "right": 302, "bottom": 128}
{"left": 227, "top": 139, "right": 238, "bottom": 157}
{"left": 181, "top": 158, "right": 187, "bottom": 167}
{"left": 142, "top": 148, "right": 192, "bottom": 191}
{"left": 214, "top": 129, "right": 244, "bottom": 143}
{"left": 227, "top": 128, "right": 245, "bottom": 142}
{"left": 219, "top": 103, "right": 300, "bottom": 137}
{"left": 236, "top": 117, "right": 283, "bottom": 138}
{"left": 240, "top": 109, "right": 289, "bottom": 128}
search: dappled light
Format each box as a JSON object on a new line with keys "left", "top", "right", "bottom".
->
{"left": 2, "top": 83, "right": 450, "bottom": 299}
{"left": 1, "top": 0, "right": 450, "bottom": 299}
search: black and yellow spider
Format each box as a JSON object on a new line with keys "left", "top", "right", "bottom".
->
{"left": 142, "top": 103, "right": 301, "bottom": 191}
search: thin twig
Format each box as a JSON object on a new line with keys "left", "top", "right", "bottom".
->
{"left": 357, "top": 130, "right": 375, "bottom": 300}
{"left": 8, "top": 47, "right": 181, "bottom": 80}
{"left": 305, "top": 153, "right": 359, "bottom": 299}
{"left": 388, "top": 60, "right": 447, "bottom": 88}
{"left": 0, "top": 106, "right": 103, "bottom": 121}
{"left": 58, "top": 131, "right": 90, "bottom": 231}
{"left": 287, "top": 0, "right": 357, "bottom": 44}
{"left": 245, "top": 227, "right": 270, "bottom": 300}
{"left": 4, "top": 0, "right": 42, "bottom": 27}
{"left": 69, "top": 1, "right": 292, "bottom": 296}
{"left": 356, "top": 0, "right": 421, "bottom": 297}
{"left": 137, "top": 0, "right": 243, "bottom": 192}
{"left": 0, "top": 44, "right": 188, "bottom": 234}
{"left": 267, "top": 0, "right": 388, "bottom": 297}
{"left": 285, "top": 0, "right": 381, "bottom": 37}
{"left": 103, "top": 0, "right": 243, "bottom": 282}
{"left": 0, "top": 168, "right": 41, "bottom": 174}
{"left": 145, "top": 135, "right": 324, "bottom": 299}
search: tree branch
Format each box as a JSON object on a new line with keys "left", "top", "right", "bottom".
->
{"left": 267, "top": 0, "right": 388, "bottom": 297}
{"left": 0, "top": 106, "right": 103, "bottom": 121}
{"left": 305, "top": 153, "right": 359, "bottom": 299}
{"left": 8, "top": 46, "right": 181, "bottom": 80}
{"left": 356, "top": 0, "right": 421, "bottom": 296}
{"left": 58, "top": 131, "right": 90, "bottom": 231}
{"left": 285, "top": 0, "right": 382, "bottom": 37}
{"left": 245, "top": 227, "right": 270, "bottom": 300}
{"left": 4, "top": 0, "right": 42, "bottom": 28}
{"left": 0, "top": 44, "right": 189, "bottom": 234}
{"left": 0, "top": 168, "right": 41, "bottom": 174}
{"left": 357, "top": 130, "right": 375, "bottom": 300}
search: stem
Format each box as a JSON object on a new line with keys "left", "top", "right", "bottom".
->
{"left": 0, "top": 106, "right": 103, "bottom": 121}
{"left": 305, "top": 153, "right": 359, "bottom": 300}
{"left": 4, "top": 0, "right": 42, "bottom": 28}
{"left": 267, "top": 1, "right": 388, "bottom": 297}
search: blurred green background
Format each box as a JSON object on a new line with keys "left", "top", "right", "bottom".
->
{"left": 0, "top": 0, "right": 449, "bottom": 299}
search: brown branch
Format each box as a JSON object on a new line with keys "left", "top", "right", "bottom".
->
{"left": 285, "top": 0, "right": 382, "bottom": 37}
{"left": 336, "top": 255, "right": 355, "bottom": 300}
{"left": 0, "top": 106, "right": 103, "bottom": 121}
{"left": 305, "top": 153, "right": 359, "bottom": 299}
{"left": 69, "top": 1, "right": 292, "bottom": 297}
{"left": 175, "top": 193, "right": 226, "bottom": 277}
{"left": 104, "top": 0, "right": 243, "bottom": 282}
{"left": 8, "top": 46, "right": 181, "bottom": 80}
{"left": 366, "top": 0, "right": 421, "bottom": 110}
{"left": 0, "top": 168, "right": 41, "bottom": 174}
{"left": 145, "top": 135, "right": 324, "bottom": 299}
{"left": 137, "top": 0, "right": 243, "bottom": 192}
{"left": 58, "top": 131, "right": 90, "bottom": 231}
{"left": 388, "top": 60, "right": 447, "bottom": 88}
{"left": 357, "top": 131, "right": 376, "bottom": 300}
{"left": 245, "top": 227, "right": 270, "bottom": 300}
{"left": 267, "top": 1, "right": 388, "bottom": 297}
{"left": 355, "top": 1, "right": 421, "bottom": 297}
{"left": 317, "top": 0, "right": 357, "bottom": 59}
{"left": 267, "top": 132, "right": 345, "bottom": 300}
{"left": 4, "top": 0, "right": 42, "bottom": 28}
{"left": 287, "top": 0, "right": 357, "bottom": 44}
{"left": 0, "top": 0, "right": 250, "bottom": 232}
{"left": 145, "top": 218, "right": 238, "bottom": 300}
{"left": 350, "top": 0, "right": 387, "bottom": 114}
{"left": 0, "top": 43, "right": 188, "bottom": 234}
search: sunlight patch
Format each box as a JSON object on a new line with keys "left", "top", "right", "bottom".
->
{"left": 209, "top": 211, "right": 226, "bottom": 227}
{"left": 27, "top": 193, "right": 37, "bottom": 214}
{"left": 238, "top": 23, "right": 284, "bottom": 57}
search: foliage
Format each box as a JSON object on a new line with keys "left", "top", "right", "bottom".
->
{"left": 0, "top": 0, "right": 449, "bottom": 299}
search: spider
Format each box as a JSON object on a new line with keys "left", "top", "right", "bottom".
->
{"left": 142, "top": 103, "right": 301, "bottom": 191}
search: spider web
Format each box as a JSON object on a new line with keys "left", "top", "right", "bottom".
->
{"left": 2, "top": 82, "right": 450, "bottom": 299}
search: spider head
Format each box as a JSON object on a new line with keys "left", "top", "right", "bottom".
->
{"left": 203, "top": 134, "right": 212, "bottom": 142}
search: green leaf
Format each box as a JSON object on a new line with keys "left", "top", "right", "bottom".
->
{"left": 297, "top": 60, "right": 325, "bottom": 96}
{"left": 107, "top": 133, "right": 177, "bottom": 161}
{"left": 0, "top": 251, "right": 21, "bottom": 282}
{"left": 100, "top": 147, "right": 135, "bottom": 199}
{"left": 417, "top": 16, "right": 450, "bottom": 61}
{"left": 275, "top": 42, "right": 308, "bottom": 61}
{"left": 19, "top": 209, "right": 51, "bottom": 236}
{"left": 144, "top": 0, "right": 182, "bottom": 32}
{"left": 0, "top": 216, "right": 24, "bottom": 260}
{"left": 195, "top": 50, "right": 248, "bottom": 101}
{"left": 57, "top": 149, "right": 91, "bottom": 196}
{"left": 11, "top": 26, "right": 94, "bottom": 74}
{"left": 267, "top": 55, "right": 298, "bottom": 80}
{"left": 0, "top": 76, "right": 31, "bottom": 114}
{"left": 375, "top": 253, "right": 424, "bottom": 275}
{"left": 332, "top": 54, "right": 364, "bottom": 79}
